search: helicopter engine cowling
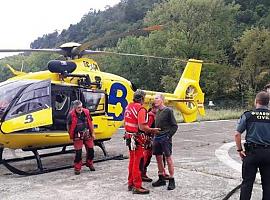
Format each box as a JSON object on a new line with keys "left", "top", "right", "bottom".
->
{"left": 48, "top": 60, "right": 77, "bottom": 74}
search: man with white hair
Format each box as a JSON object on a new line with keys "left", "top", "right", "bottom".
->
{"left": 152, "top": 93, "right": 178, "bottom": 190}
{"left": 67, "top": 100, "right": 96, "bottom": 175}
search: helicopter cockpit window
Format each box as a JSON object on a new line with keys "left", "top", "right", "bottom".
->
{"left": 0, "top": 81, "right": 31, "bottom": 119}
{"left": 82, "top": 91, "right": 106, "bottom": 114}
{"left": 17, "top": 87, "right": 50, "bottom": 105}
{"left": 5, "top": 80, "right": 51, "bottom": 120}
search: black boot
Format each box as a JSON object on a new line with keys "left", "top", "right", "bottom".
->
{"left": 152, "top": 175, "right": 166, "bottom": 187}
{"left": 167, "top": 178, "right": 175, "bottom": 190}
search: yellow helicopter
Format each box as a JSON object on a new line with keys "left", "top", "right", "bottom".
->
{"left": 0, "top": 38, "right": 205, "bottom": 175}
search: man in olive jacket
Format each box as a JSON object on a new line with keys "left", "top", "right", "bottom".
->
{"left": 152, "top": 94, "right": 178, "bottom": 190}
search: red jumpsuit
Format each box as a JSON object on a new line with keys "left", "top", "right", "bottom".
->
{"left": 142, "top": 111, "right": 155, "bottom": 177}
{"left": 124, "top": 102, "right": 148, "bottom": 190}
{"left": 68, "top": 108, "right": 94, "bottom": 171}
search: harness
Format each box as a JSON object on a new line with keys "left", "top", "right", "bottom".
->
{"left": 69, "top": 108, "right": 93, "bottom": 140}
{"left": 124, "top": 103, "right": 148, "bottom": 150}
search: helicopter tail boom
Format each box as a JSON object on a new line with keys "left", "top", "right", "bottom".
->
{"left": 144, "top": 59, "right": 205, "bottom": 123}
{"left": 173, "top": 59, "right": 205, "bottom": 122}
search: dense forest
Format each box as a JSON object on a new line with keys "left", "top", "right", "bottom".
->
{"left": 1, "top": 0, "right": 270, "bottom": 108}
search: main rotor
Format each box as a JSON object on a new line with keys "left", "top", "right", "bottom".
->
{"left": 0, "top": 25, "right": 185, "bottom": 62}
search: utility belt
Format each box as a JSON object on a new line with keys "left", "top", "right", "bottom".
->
{"left": 74, "top": 129, "right": 92, "bottom": 140}
{"left": 124, "top": 131, "right": 144, "bottom": 139}
{"left": 124, "top": 131, "right": 146, "bottom": 150}
{"left": 244, "top": 142, "right": 270, "bottom": 152}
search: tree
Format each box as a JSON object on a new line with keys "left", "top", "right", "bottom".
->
{"left": 144, "top": 0, "right": 239, "bottom": 61}
{"left": 234, "top": 27, "right": 270, "bottom": 97}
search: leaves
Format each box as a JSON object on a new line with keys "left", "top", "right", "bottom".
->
{"left": 2, "top": 0, "right": 270, "bottom": 108}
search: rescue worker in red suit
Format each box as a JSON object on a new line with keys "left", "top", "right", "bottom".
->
{"left": 141, "top": 104, "right": 157, "bottom": 182}
{"left": 67, "top": 100, "right": 96, "bottom": 175}
{"left": 142, "top": 104, "right": 169, "bottom": 182}
{"left": 124, "top": 90, "right": 159, "bottom": 194}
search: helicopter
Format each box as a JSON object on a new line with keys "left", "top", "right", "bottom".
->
{"left": 0, "top": 37, "right": 205, "bottom": 175}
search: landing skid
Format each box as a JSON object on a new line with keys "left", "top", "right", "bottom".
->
{"left": 0, "top": 142, "right": 125, "bottom": 176}
{"left": 95, "top": 141, "right": 108, "bottom": 157}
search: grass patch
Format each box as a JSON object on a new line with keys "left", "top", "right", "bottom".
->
{"left": 174, "top": 108, "right": 244, "bottom": 122}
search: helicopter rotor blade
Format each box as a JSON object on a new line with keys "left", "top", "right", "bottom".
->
{"left": 72, "top": 25, "right": 164, "bottom": 55}
{"left": 80, "top": 50, "right": 185, "bottom": 62}
{"left": 0, "top": 49, "right": 64, "bottom": 54}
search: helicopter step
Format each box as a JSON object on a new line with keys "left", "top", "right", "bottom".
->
{"left": 0, "top": 142, "right": 126, "bottom": 176}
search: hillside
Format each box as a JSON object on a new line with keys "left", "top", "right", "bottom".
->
{"left": 1, "top": 0, "right": 270, "bottom": 108}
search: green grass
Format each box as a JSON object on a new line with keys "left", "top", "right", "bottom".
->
{"left": 174, "top": 108, "right": 244, "bottom": 122}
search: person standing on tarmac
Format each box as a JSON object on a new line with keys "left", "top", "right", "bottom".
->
{"left": 152, "top": 93, "right": 178, "bottom": 190}
{"left": 142, "top": 103, "right": 169, "bottom": 182}
{"left": 141, "top": 103, "right": 158, "bottom": 182}
{"left": 124, "top": 89, "right": 160, "bottom": 194}
{"left": 67, "top": 100, "right": 96, "bottom": 175}
{"left": 235, "top": 91, "right": 270, "bottom": 200}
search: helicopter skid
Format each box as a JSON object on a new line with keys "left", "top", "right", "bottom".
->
{"left": 0, "top": 144, "right": 126, "bottom": 176}
{"left": 1, "top": 154, "right": 125, "bottom": 176}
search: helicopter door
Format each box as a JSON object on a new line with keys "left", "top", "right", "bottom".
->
{"left": 1, "top": 80, "right": 52, "bottom": 133}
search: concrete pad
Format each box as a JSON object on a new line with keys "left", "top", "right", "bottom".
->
{"left": 0, "top": 120, "right": 263, "bottom": 199}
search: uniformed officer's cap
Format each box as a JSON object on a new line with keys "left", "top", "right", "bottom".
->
{"left": 133, "top": 89, "right": 146, "bottom": 102}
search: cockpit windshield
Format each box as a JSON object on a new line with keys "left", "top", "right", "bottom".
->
{"left": 0, "top": 81, "right": 33, "bottom": 119}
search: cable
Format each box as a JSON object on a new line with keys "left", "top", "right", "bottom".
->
{"left": 222, "top": 184, "right": 241, "bottom": 200}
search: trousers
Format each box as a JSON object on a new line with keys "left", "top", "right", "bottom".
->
{"left": 240, "top": 148, "right": 270, "bottom": 200}
{"left": 127, "top": 137, "right": 144, "bottom": 189}
{"left": 73, "top": 138, "right": 94, "bottom": 171}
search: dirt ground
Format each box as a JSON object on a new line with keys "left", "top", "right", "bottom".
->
{"left": 0, "top": 120, "right": 262, "bottom": 200}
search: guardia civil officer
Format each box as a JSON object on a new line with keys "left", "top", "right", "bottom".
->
{"left": 235, "top": 91, "right": 270, "bottom": 200}
{"left": 67, "top": 100, "right": 96, "bottom": 175}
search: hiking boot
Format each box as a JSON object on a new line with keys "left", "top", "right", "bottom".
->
{"left": 152, "top": 175, "right": 166, "bottom": 187}
{"left": 167, "top": 178, "right": 175, "bottom": 190}
{"left": 74, "top": 170, "right": 80, "bottom": 175}
{"left": 88, "top": 165, "right": 95, "bottom": 171}
{"left": 132, "top": 187, "right": 150, "bottom": 194}
{"left": 142, "top": 174, "right": 153, "bottom": 182}
{"left": 128, "top": 185, "right": 133, "bottom": 191}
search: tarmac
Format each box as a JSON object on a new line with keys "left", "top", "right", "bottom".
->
{"left": 0, "top": 120, "right": 263, "bottom": 200}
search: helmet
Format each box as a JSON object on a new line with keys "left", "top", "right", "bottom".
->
{"left": 133, "top": 89, "right": 146, "bottom": 102}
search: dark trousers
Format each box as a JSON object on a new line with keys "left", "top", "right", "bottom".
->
{"left": 240, "top": 148, "right": 270, "bottom": 200}
{"left": 142, "top": 148, "right": 152, "bottom": 175}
